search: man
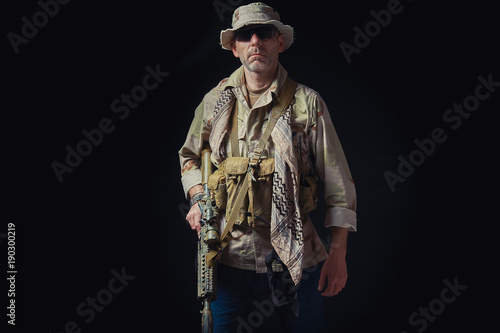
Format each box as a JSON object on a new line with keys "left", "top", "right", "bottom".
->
{"left": 179, "top": 2, "right": 356, "bottom": 332}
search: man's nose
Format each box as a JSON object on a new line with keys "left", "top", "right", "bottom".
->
{"left": 249, "top": 33, "right": 262, "bottom": 46}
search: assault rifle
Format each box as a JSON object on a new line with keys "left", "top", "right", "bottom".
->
{"left": 197, "top": 143, "right": 221, "bottom": 333}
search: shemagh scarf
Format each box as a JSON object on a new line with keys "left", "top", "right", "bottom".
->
{"left": 209, "top": 86, "right": 305, "bottom": 286}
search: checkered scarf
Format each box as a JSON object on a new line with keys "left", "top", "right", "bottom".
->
{"left": 209, "top": 87, "right": 305, "bottom": 286}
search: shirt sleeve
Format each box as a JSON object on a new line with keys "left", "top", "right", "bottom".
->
{"left": 308, "top": 93, "right": 357, "bottom": 231}
{"left": 178, "top": 89, "right": 217, "bottom": 198}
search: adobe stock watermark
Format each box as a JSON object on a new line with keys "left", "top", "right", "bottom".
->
{"left": 234, "top": 255, "right": 323, "bottom": 333}
{"left": 212, "top": 0, "right": 243, "bottom": 22}
{"left": 339, "top": 0, "right": 415, "bottom": 64}
{"left": 400, "top": 276, "right": 467, "bottom": 333}
{"left": 49, "top": 267, "right": 136, "bottom": 333}
{"left": 7, "top": 0, "right": 71, "bottom": 54}
{"left": 384, "top": 73, "right": 499, "bottom": 192}
{"left": 51, "top": 63, "right": 169, "bottom": 183}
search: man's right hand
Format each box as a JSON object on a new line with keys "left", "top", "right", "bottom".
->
{"left": 186, "top": 185, "right": 204, "bottom": 234}
{"left": 186, "top": 203, "right": 202, "bottom": 234}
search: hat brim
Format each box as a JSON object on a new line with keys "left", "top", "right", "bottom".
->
{"left": 220, "top": 21, "right": 294, "bottom": 51}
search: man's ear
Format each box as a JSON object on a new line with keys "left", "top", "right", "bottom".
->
{"left": 278, "top": 33, "right": 285, "bottom": 53}
{"left": 231, "top": 41, "right": 240, "bottom": 58}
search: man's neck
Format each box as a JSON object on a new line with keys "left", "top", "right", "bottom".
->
{"left": 243, "top": 64, "right": 278, "bottom": 92}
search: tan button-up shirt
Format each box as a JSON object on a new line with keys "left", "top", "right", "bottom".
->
{"left": 179, "top": 64, "right": 357, "bottom": 273}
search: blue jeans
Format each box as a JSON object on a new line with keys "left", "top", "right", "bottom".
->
{"left": 211, "top": 262, "right": 327, "bottom": 333}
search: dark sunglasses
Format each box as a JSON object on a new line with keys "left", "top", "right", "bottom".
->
{"left": 234, "top": 25, "right": 278, "bottom": 42}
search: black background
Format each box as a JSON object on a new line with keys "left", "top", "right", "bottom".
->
{"left": 3, "top": 0, "right": 498, "bottom": 332}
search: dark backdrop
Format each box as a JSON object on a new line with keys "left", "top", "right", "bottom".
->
{"left": 4, "top": 0, "right": 498, "bottom": 332}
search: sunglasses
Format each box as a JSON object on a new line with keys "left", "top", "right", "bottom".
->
{"left": 234, "top": 25, "right": 278, "bottom": 42}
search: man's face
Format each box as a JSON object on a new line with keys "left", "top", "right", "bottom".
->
{"left": 231, "top": 25, "right": 285, "bottom": 74}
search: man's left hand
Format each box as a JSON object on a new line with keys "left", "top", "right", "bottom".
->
{"left": 317, "top": 226, "right": 349, "bottom": 297}
{"left": 318, "top": 251, "right": 348, "bottom": 297}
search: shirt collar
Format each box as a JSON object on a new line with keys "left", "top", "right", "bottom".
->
{"left": 222, "top": 63, "right": 289, "bottom": 102}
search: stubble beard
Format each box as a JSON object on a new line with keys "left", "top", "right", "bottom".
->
{"left": 241, "top": 48, "right": 275, "bottom": 73}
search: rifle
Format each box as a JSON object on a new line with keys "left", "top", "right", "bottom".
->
{"left": 197, "top": 143, "right": 221, "bottom": 333}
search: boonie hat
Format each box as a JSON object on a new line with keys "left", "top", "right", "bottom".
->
{"left": 220, "top": 2, "right": 294, "bottom": 51}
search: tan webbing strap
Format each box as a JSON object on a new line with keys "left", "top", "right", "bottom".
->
{"left": 251, "top": 78, "right": 297, "bottom": 165}
{"left": 230, "top": 102, "right": 239, "bottom": 158}
{"left": 207, "top": 77, "right": 298, "bottom": 262}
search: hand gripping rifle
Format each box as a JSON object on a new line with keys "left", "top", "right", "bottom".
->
{"left": 197, "top": 143, "right": 222, "bottom": 333}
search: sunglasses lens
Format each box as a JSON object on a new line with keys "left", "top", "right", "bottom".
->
{"left": 235, "top": 26, "right": 276, "bottom": 42}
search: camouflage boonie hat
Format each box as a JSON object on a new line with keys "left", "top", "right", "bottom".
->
{"left": 220, "top": 2, "right": 294, "bottom": 51}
